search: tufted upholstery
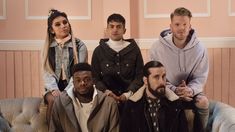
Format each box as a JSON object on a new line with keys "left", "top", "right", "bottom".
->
{"left": 0, "top": 97, "right": 235, "bottom": 132}
{"left": 0, "top": 97, "right": 48, "bottom": 132}
{"left": 207, "top": 101, "right": 235, "bottom": 132}
{"left": 184, "top": 101, "right": 235, "bottom": 132}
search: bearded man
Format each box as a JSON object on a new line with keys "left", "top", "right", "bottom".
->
{"left": 120, "top": 61, "right": 203, "bottom": 132}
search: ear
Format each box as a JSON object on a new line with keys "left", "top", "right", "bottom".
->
{"left": 170, "top": 23, "right": 173, "bottom": 31}
{"left": 143, "top": 77, "right": 148, "bottom": 85}
{"left": 123, "top": 28, "right": 126, "bottom": 34}
{"left": 104, "top": 28, "right": 109, "bottom": 38}
{"left": 49, "top": 28, "right": 55, "bottom": 35}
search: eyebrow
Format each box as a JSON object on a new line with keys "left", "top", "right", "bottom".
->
{"left": 153, "top": 74, "right": 160, "bottom": 78}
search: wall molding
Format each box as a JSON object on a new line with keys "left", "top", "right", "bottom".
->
{"left": 25, "top": 0, "right": 92, "bottom": 20}
{"left": 228, "top": 0, "right": 235, "bottom": 16}
{"left": 0, "top": 37, "right": 235, "bottom": 51}
{"left": 0, "top": 40, "right": 99, "bottom": 51}
{"left": 0, "top": 0, "right": 6, "bottom": 19}
{"left": 144, "top": 0, "right": 211, "bottom": 18}
{"left": 136, "top": 37, "right": 235, "bottom": 49}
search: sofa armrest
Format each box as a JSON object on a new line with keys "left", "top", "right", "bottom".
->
{"left": 208, "top": 100, "right": 235, "bottom": 132}
{"left": 0, "top": 97, "right": 48, "bottom": 132}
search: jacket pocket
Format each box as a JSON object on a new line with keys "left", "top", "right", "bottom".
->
{"left": 121, "top": 60, "right": 135, "bottom": 77}
{"left": 100, "top": 61, "right": 115, "bottom": 76}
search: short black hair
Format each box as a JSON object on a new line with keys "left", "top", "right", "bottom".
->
{"left": 143, "top": 61, "right": 164, "bottom": 77}
{"left": 72, "top": 63, "right": 92, "bottom": 75}
{"left": 107, "top": 13, "right": 126, "bottom": 27}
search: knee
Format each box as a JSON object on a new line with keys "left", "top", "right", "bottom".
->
{"left": 45, "top": 93, "right": 55, "bottom": 105}
{"left": 195, "top": 95, "right": 209, "bottom": 109}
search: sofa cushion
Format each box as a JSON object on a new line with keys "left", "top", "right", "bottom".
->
{"left": 0, "top": 97, "right": 48, "bottom": 132}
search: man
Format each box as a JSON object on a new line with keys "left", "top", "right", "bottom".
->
{"left": 149, "top": 7, "right": 209, "bottom": 130}
{"left": 120, "top": 61, "right": 191, "bottom": 132}
{"left": 49, "top": 63, "right": 119, "bottom": 132}
{"left": 91, "top": 14, "right": 144, "bottom": 108}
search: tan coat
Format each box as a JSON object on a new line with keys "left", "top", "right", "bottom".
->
{"left": 49, "top": 89, "right": 119, "bottom": 132}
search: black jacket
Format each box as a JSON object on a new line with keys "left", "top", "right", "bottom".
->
{"left": 120, "top": 86, "right": 203, "bottom": 132}
{"left": 120, "top": 95, "right": 189, "bottom": 132}
{"left": 91, "top": 39, "right": 144, "bottom": 95}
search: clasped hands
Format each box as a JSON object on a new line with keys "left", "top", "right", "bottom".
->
{"left": 175, "top": 80, "right": 194, "bottom": 102}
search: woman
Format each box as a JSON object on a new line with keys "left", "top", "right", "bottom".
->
{"left": 42, "top": 9, "right": 87, "bottom": 125}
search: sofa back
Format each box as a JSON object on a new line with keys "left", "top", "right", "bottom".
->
{"left": 0, "top": 97, "right": 48, "bottom": 132}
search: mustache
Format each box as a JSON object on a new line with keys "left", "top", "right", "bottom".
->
{"left": 156, "top": 85, "right": 165, "bottom": 89}
{"left": 147, "top": 84, "right": 165, "bottom": 98}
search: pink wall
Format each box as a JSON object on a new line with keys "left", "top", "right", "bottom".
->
{"left": 0, "top": 0, "right": 235, "bottom": 106}
{"left": 0, "top": 0, "right": 234, "bottom": 40}
{"left": 0, "top": 0, "right": 132, "bottom": 40}
{"left": 136, "top": 0, "right": 235, "bottom": 38}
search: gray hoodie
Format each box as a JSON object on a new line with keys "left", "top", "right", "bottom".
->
{"left": 149, "top": 29, "right": 209, "bottom": 95}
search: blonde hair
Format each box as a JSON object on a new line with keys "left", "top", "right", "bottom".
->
{"left": 71, "top": 30, "right": 79, "bottom": 64}
{"left": 170, "top": 7, "right": 192, "bottom": 21}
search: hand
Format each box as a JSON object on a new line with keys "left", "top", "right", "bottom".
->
{"left": 51, "top": 89, "right": 61, "bottom": 97}
{"left": 175, "top": 87, "right": 186, "bottom": 96}
{"left": 175, "top": 80, "right": 186, "bottom": 96}
{"left": 176, "top": 80, "right": 193, "bottom": 96}
{"left": 178, "top": 88, "right": 193, "bottom": 102}
{"left": 180, "top": 96, "right": 193, "bottom": 102}
{"left": 178, "top": 80, "right": 186, "bottom": 87}
{"left": 175, "top": 80, "right": 193, "bottom": 101}
{"left": 119, "top": 94, "right": 127, "bottom": 102}
{"left": 105, "top": 90, "right": 120, "bottom": 102}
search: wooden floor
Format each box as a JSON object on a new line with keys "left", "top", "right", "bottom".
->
{"left": 0, "top": 48, "right": 235, "bottom": 107}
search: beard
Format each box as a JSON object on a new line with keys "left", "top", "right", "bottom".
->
{"left": 147, "top": 80, "right": 165, "bottom": 98}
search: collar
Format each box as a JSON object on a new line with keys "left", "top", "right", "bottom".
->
{"left": 55, "top": 34, "right": 71, "bottom": 47}
{"left": 50, "top": 34, "right": 73, "bottom": 48}
{"left": 129, "top": 85, "right": 179, "bottom": 102}
{"left": 107, "top": 39, "right": 130, "bottom": 51}
{"left": 107, "top": 39, "right": 124, "bottom": 45}
{"left": 67, "top": 83, "right": 98, "bottom": 106}
{"left": 129, "top": 85, "right": 146, "bottom": 102}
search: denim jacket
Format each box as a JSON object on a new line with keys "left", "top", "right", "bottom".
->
{"left": 43, "top": 38, "right": 87, "bottom": 92}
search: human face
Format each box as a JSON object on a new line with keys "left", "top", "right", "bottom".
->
{"left": 106, "top": 21, "right": 126, "bottom": 41}
{"left": 170, "top": 15, "right": 191, "bottom": 42}
{"left": 51, "top": 16, "right": 70, "bottom": 39}
{"left": 144, "top": 67, "right": 166, "bottom": 98}
{"left": 73, "top": 71, "right": 93, "bottom": 95}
